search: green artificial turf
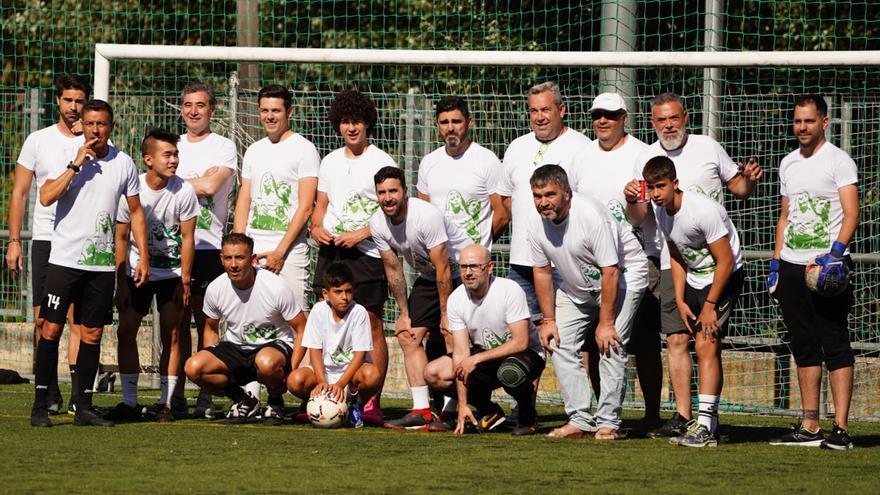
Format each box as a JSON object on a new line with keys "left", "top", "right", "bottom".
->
{"left": 1, "top": 383, "right": 878, "bottom": 494}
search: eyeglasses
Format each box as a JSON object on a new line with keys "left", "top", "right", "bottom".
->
{"left": 459, "top": 263, "right": 490, "bottom": 273}
{"left": 591, "top": 110, "right": 625, "bottom": 121}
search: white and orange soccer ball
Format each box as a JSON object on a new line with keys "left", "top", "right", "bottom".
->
{"left": 306, "top": 392, "right": 348, "bottom": 429}
{"left": 804, "top": 256, "right": 850, "bottom": 297}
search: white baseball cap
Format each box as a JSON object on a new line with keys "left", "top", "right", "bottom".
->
{"left": 589, "top": 92, "right": 628, "bottom": 113}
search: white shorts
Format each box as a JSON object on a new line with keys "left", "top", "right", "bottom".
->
{"left": 277, "top": 244, "right": 311, "bottom": 311}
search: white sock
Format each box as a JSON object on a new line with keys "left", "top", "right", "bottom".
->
{"left": 698, "top": 394, "right": 720, "bottom": 433}
{"left": 442, "top": 396, "right": 458, "bottom": 414}
{"left": 121, "top": 373, "right": 138, "bottom": 407}
{"left": 411, "top": 386, "right": 430, "bottom": 410}
{"left": 244, "top": 381, "right": 261, "bottom": 402}
{"left": 164, "top": 376, "right": 179, "bottom": 406}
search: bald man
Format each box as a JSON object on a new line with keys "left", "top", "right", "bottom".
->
{"left": 423, "top": 245, "right": 546, "bottom": 436}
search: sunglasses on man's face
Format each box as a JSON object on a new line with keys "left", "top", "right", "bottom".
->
{"left": 591, "top": 110, "right": 626, "bottom": 121}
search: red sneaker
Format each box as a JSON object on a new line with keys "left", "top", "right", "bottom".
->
{"left": 363, "top": 396, "right": 384, "bottom": 425}
{"left": 383, "top": 408, "right": 434, "bottom": 430}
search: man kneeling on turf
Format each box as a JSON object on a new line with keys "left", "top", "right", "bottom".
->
{"left": 184, "top": 233, "right": 306, "bottom": 425}
{"left": 424, "top": 245, "right": 546, "bottom": 435}
{"left": 287, "top": 262, "right": 381, "bottom": 428}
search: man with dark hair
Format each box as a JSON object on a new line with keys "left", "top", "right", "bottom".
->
{"left": 528, "top": 164, "right": 646, "bottom": 439}
{"left": 31, "top": 99, "right": 149, "bottom": 427}
{"left": 233, "top": 84, "right": 318, "bottom": 408}
{"left": 624, "top": 92, "right": 763, "bottom": 439}
{"left": 288, "top": 261, "right": 380, "bottom": 428}
{"left": 417, "top": 96, "right": 509, "bottom": 248}
{"left": 107, "top": 128, "right": 199, "bottom": 423}
{"left": 768, "top": 95, "right": 858, "bottom": 450}
{"left": 310, "top": 89, "right": 396, "bottom": 424}
{"left": 369, "top": 166, "right": 473, "bottom": 429}
{"left": 7, "top": 74, "right": 90, "bottom": 414}
{"left": 184, "top": 233, "right": 307, "bottom": 426}
{"left": 176, "top": 81, "right": 238, "bottom": 419}
{"left": 423, "top": 244, "right": 545, "bottom": 435}
{"left": 643, "top": 156, "right": 744, "bottom": 447}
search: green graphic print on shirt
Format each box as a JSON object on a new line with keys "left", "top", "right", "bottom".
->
{"left": 77, "top": 211, "right": 115, "bottom": 267}
{"left": 197, "top": 194, "right": 214, "bottom": 230}
{"left": 250, "top": 172, "right": 292, "bottom": 231}
{"left": 786, "top": 191, "right": 831, "bottom": 250}
{"left": 681, "top": 245, "right": 716, "bottom": 276}
{"left": 687, "top": 184, "right": 722, "bottom": 202}
{"left": 330, "top": 346, "right": 354, "bottom": 366}
{"left": 242, "top": 323, "right": 280, "bottom": 344}
{"left": 148, "top": 220, "right": 182, "bottom": 269}
{"left": 445, "top": 190, "right": 482, "bottom": 244}
{"left": 482, "top": 328, "right": 511, "bottom": 350}
{"left": 334, "top": 191, "right": 380, "bottom": 234}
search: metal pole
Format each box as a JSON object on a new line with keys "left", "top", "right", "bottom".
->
{"left": 599, "top": 0, "right": 638, "bottom": 108}
{"left": 236, "top": 0, "right": 260, "bottom": 91}
{"left": 841, "top": 98, "right": 852, "bottom": 154}
{"left": 702, "top": 0, "right": 724, "bottom": 139}
{"left": 93, "top": 49, "right": 111, "bottom": 100}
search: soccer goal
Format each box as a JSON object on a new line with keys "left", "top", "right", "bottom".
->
{"left": 93, "top": 44, "right": 880, "bottom": 419}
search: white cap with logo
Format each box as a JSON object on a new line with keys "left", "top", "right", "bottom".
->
{"left": 589, "top": 92, "right": 628, "bottom": 113}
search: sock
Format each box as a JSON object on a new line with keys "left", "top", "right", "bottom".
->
{"left": 33, "top": 338, "right": 60, "bottom": 409}
{"left": 69, "top": 364, "right": 79, "bottom": 405}
{"left": 76, "top": 342, "right": 101, "bottom": 410}
{"left": 244, "top": 381, "right": 261, "bottom": 401}
{"left": 411, "top": 386, "right": 430, "bottom": 411}
{"left": 698, "top": 394, "right": 720, "bottom": 433}
{"left": 165, "top": 376, "right": 178, "bottom": 406}
{"left": 121, "top": 373, "right": 139, "bottom": 407}
{"left": 441, "top": 396, "right": 458, "bottom": 415}
{"left": 347, "top": 388, "right": 359, "bottom": 406}
{"left": 224, "top": 382, "right": 247, "bottom": 403}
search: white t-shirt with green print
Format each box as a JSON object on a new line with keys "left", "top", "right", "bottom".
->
{"left": 318, "top": 144, "right": 396, "bottom": 258}
{"left": 203, "top": 268, "right": 302, "bottom": 350}
{"left": 416, "top": 142, "right": 502, "bottom": 249}
{"left": 242, "top": 133, "right": 320, "bottom": 254}
{"left": 48, "top": 145, "right": 140, "bottom": 272}
{"left": 779, "top": 142, "right": 857, "bottom": 265}
{"left": 301, "top": 300, "right": 373, "bottom": 383}
{"left": 116, "top": 174, "right": 200, "bottom": 281}
{"left": 654, "top": 191, "right": 743, "bottom": 290}
{"left": 176, "top": 132, "right": 237, "bottom": 250}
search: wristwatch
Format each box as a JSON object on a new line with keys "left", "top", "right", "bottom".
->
{"left": 67, "top": 161, "right": 81, "bottom": 173}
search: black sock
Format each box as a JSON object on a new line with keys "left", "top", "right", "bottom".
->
{"left": 505, "top": 383, "right": 537, "bottom": 426}
{"left": 76, "top": 342, "right": 101, "bottom": 410}
{"left": 224, "top": 382, "right": 246, "bottom": 403}
{"left": 34, "top": 339, "right": 60, "bottom": 409}
{"left": 69, "top": 364, "right": 79, "bottom": 404}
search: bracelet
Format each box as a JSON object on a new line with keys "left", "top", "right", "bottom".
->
{"left": 704, "top": 299, "right": 717, "bottom": 305}
{"left": 67, "top": 161, "right": 81, "bottom": 174}
{"left": 543, "top": 317, "right": 556, "bottom": 321}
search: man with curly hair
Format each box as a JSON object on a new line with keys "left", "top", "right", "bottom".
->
{"left": 310, "top": 89, "right": 397, "bottom": 424}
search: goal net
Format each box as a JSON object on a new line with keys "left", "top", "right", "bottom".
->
{"left": 92, "top": 45, "right": 880, "bottom": 419}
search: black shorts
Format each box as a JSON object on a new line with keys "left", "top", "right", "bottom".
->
{"left": 442, "top": 347, "right": 545, "bottom": 394}
{"left": 409, "top": 276, "right": 460, "bottom": 330}
{"left": 39, "top": 264, "right": 114, "bottom": 328}
{"left": 206, "top": 340, "right": 293, "bottom": 385}
{"left": 125, "top": 277, "right": 184, "bottom": 316}
{"left": 191, "top": 249, "right": 224, "bottom": 296}
{"left": 628, "top": 256, "right": 662, "bottom": 354}
{"left": 31, "top": 240, "right": 51, "bottom": 307}
{"left": 683, "top": 268, "right": 745, "bottom": 337}
{"left": 776, "top": 259, "right": 854, "bottom": 371}
{"left": 312, "top": 244, "right": 388, "bottom": 313}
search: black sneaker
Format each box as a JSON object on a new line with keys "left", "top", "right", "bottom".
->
{"left": 646, "top": 412, "right": 689, "bottom": 438}
{"left": 67, "top": 403, "right": 77, "bottom": 416}
{"left": 511, "top": 423, "right": 537, "bottom": 436}
{"left": 820, "top": 423, "right": 854, "bottom": 450}
{"left": 225, "top": 393, "right": 260, "bottom": 425}
{"left": 263, "top": 403, "right": 284, "bottom": 426}
{"left": 104, "top": 402, "right": 143, "bottom": 423}
{"left": 478, "top": 403, "right": 506, "bottom": 432}
{"left": 769, "top": 423, "right": 824, "bottom": 447}
{"left": 383, "top": 409, "right": 434, "bottom": 430}
{"left": 193, "top": 395, "right": 216, "bottom": 420}
{"left": 30, "top": 406, "right": 52, "bottom": 427}
{"left": 170, "top": 396, "right": 189, "bottom": 418}
{"left": 74, "top": 407, "right": 115, "bottom": 427}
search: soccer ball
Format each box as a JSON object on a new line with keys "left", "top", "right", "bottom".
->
{"left": 306, "top": 392, "right": 348, "bottom": 429}
{"left": 804, "top": 256, "right": 849, "bottom": 297}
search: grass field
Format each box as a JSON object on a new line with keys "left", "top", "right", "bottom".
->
{"left": 1, "top": 383, "right": 878, "bottom": 494}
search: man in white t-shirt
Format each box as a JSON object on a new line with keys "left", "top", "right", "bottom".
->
{"left": 529, "top": 165, "right": 645, "bottom": 440}
{"left": 569, "top": 92, "right": 663, "bottom": 437}
{"left": 417, "top": 96, "right": 508, "bottom": 248}
{"left": 424, "top": 245, "right": 545, "bottom": 436}
{"left": 623, "top": 92, "right": 762, "bottom": 439}
{"left": 176, "top": 82, "right": 238, "bottom": 419}
{"left": 184, "top": 233, "right": 307, "bottom": 426}
{"left": 31, "top": 100, "right": 149, "bottom": 428}
{"left": 369, "top": 167, "right": 473, "bottom": 429}
{"left": 107, "top": 129, "right": 199, "bottom": 423}
{"left": 310, "top": 90, "right": 396, "bottom": 424}
{"left": 233, "top": 84, "right": 319, "bottom": 310}
{"left": 767, "top": 95, "right": 858, "bottom": 451}
{"left": 288, "top": 262, "right": 380, "bottom": 428}
{"left": 497, "top": 81, "right": 590, "bottom": 322}
{"left": 7, "top": 75, "right": 88, "bottom": 415}
{"left": 645, "top": 156, "right": 745, "bottom": 448}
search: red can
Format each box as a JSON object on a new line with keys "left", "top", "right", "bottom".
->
{"left": 637, "top": 179, "right": 648, "bottom": 202}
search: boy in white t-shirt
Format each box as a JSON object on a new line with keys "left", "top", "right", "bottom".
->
{"left": 108, "top": 129, "right": 199, "bottom": 423}
{"left": 645, "top": 156, "right": 745, "bottom": 448}
{"left": 287, "top": 262, "right": 380, "bottom": 428}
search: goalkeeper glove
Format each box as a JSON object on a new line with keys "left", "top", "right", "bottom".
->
{"left": 767, "top": 258, "right": 780, "bottom": 304}
{"left": 815, "top": 241, "right": 848, "bottom": 295}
